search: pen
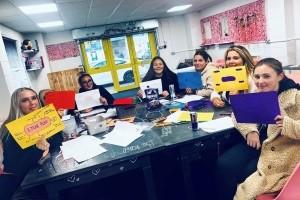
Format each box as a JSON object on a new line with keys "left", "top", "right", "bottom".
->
{"left": 220, "top": 112, "right": 232, "bottom": 116}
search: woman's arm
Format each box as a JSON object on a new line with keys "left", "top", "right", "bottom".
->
{"left": 98, "top": 86, "right": 114, "bottom": 105}
{"left": 281, "top": 116, "right": 300, "bottom": 139}
{"left": 231, "top": 112, "right": 259, "bottom": 139}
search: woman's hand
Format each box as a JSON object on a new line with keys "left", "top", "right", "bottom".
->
{"left": 186, "top": 88, "right": 193, "bottom": 94}
{"left": 162, "top": 90, "right": 169, "bottom": 97}
{"left": 137, "top": 90, "right": 143, "bottom": 98}
{"left": 36, "top": 138, "right": 50, "bottom": 158}
{"left": 246, "top": 131, "right": 261, "bottom": 150}
{"left": 100, "top": 97, "right": 108, "bottom": 105}
{"left": 0, "top": 163, "right": 4, "bottom": 175}
{"left": 57, "top": 109, "right": 65, "bottom": 117}
{"left": 212, "top": 97, "right": 225, "bottom": 108}
{"left": 275, "top": 115, "right": 284, "bottom": 131}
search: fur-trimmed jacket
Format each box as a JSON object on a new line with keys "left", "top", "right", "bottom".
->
{"left": 233, "top": 88, "right": 300, "bottom": 200}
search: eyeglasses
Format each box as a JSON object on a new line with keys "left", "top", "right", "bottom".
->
{"left": 82, "top": 79, "right": 93, "bottom": 85}
{"left": 21, "top": 95, "right": 38, "bottom": 103}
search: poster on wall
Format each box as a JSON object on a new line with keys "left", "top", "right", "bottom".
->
{"left": 204, "top": 22, "right": 212, "bottom": 39}
{"left": 46, "top": 41, "right": 80, "bottom": 61}
{"left": 200, "top": 0, "right": 266, "bottom": 45}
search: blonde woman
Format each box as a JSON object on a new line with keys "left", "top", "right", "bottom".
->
{"left": 211, "top": 45, "right": 256, "bottom": 107}
{"left": 0, "top": 87, "right": 62, "bottom": 199}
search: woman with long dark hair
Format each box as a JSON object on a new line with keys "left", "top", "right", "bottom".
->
{"left": 78, "top": 73, "right": 114, "bottom": 112}
{"left": 138, "top": 56, "right": 180, "bottom": 98}
{"left": 185, "top": 49, "right": 217, "bottom": 97}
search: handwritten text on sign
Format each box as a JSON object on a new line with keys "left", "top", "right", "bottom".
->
{"left": 6, "top": 104, "right": 64, "bottom": 149}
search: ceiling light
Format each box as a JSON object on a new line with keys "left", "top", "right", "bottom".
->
{"left": 37, "top": 21, "right": 63, "bottom": 28}
{"left": 167, "top": 5, "right": 192, "bottom": 13}
{"left": 19, "top": 3, "right": 58, "bottom": 15}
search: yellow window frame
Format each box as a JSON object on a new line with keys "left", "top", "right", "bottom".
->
{"left": 80, "top": 32, "right": 158, "bottom": 92}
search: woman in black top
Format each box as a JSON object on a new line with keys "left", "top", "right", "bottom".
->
{"left": 138, "top": 56, "right": 180, "bottom": 98}
{"left": 0, "top": 87, "right": 63, "bottom": 200}
{"left": 78, "top": 73, "right": 114, "bottom": 112}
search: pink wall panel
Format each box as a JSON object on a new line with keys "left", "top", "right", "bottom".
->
{"left": 201, "top": 0, "right": 266, "bottom": 45}
{"left": 46, "top": 41, "right": 80, "bottom": 61}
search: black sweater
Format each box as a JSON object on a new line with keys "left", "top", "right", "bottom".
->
{"left": 0, "top": 132, "right": 62, "bottom": 199}
{"left": 143, "top": 73, "right": 181, "bottom": 95}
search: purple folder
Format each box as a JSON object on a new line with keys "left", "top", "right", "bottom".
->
{"left": 230, "top": 91, "right": 280, "bottom": 124}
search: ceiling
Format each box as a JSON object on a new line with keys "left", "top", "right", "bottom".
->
{"left": 0, "top": 0, "right": 224, "bottom": 33}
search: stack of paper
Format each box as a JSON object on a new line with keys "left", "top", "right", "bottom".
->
{"left": 61, "top": 135, "right": 106, "bottom": 162}
{"left": 198, "top": 117, "right": 234, "bottom": 133}
{"left": 175, "top": 95, "right": 204, "bottom": 103}
{"left": 102, "top": 121, "right": 143, "bottom": 147}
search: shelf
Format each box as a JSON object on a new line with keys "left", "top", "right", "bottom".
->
{"left": 26, "top": 67, "right": 42, "bottom": 72}
{"left": 22, "top": 49, "right": 39, "bottom": 54}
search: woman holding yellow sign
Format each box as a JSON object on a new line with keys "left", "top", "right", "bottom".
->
{"left": 0, "top": 87, "right": 63, "bottom": 200}
{"left": 210, "top": 45, "right": 256, "bottom": 107}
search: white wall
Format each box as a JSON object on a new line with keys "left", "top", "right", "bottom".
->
{"left": 293, "top": 0, "right": 300, "bottom": 64}
{"left": 157, "top": 16, "right": 190, "bottom": 71}
{"left": 43, "top": 31, "right": 82, "bottom": 72}
{"left": 156, "top": 0, "right": 300, "bottom": 66}
{"left": 24, "top": 33, "right": 52, "bottom": 92}
{"left": 0, "top": 25, "right": 28, "bottom": 118}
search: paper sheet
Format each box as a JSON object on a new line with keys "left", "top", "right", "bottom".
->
{"left": 230, "top": 91, "right": 280, "bottom": 124}
{"left": 61, "top": 135, "right": 106, "bottom": 162}
{"left": 75, "top": 89, "right": 101, "bottom": 111}
{"left": 5, "top": 104, "right": 64, "bottom": 149}
{"left": 178, "top": 111, "right": 214, "bottom": 122}
{"left": 176, "top": 66, "right": 195, "bottom": 73}
{"left": 164, "top": 110, "right": 183, "bottom": 123}
{"left": 177, "top": 72, "right": 203, "bottom": 89}
{"left": 175, "top": 95, "right": 204, "bottom": 104}
{"left": 102, "top": 121, "right": 143, "bottom": 147}
{"left": 198, "top": 116, "right": 234, "bottom": 133}
{"left": 140, "top": 79, "right": 163, "bottom": 98}
{"left": 212, "top": 66, "right": 248, "bottom": 92}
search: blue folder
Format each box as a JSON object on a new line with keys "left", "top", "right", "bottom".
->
{"left": 177, "top": 72, "right": 203, "bottom": 89}
{"left": 230, "top": 91, "right": 280, "bottom": 124}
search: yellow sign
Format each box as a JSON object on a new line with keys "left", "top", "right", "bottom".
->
{"left": 6, "top": 104, "right": 64, "bottom": 149}
{"left": 178, "top": 111, "right": 214, "bottom": 122}
{"left": 212, "top": 66, "right": 249, "bottom": 92}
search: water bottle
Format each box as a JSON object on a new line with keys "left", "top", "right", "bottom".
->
{"left": 169, "top": 84, "right": 176, "bottom": 101}
{"left": 74, "top": 111, "right": 81, "bottom": 127}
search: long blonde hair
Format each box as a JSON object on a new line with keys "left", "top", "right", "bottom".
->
{"left": 224, "top": 45, "right": 255, "bottom": 74}
{"left": 0, "top": 87, "right": 41, "bottom": 140}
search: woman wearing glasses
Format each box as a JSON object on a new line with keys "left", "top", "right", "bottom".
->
{"left": 0, "top": 87, "right": 62, "bottom": 199}
{"left": 78, "top": 73, "right": 114, "bottom": 113}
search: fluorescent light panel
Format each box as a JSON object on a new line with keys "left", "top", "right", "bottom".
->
{"left": 167, "top": 4, "right": 192, "bottom": 13}
{"left": 19, "top": 3, "right": 58, "bottom": 15}
{"left": 38, "top": 21, "right": 63, "bottom": 28}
